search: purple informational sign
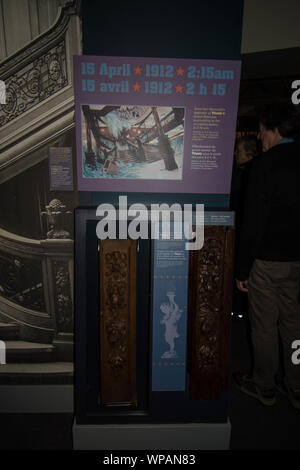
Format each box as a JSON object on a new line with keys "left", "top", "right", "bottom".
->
{"left": 74, "top": 55, "right": 241, "bottom": 193}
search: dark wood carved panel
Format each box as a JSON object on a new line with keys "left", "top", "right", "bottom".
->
{"left": 99, "top": 239, "right": 137, "bottom": 406}
{"left": 188, "top": 226, "right": 234, "bottom": 400}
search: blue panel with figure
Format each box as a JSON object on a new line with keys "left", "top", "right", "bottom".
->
{"left": 152, "top": 237, "right": 189, "bottom": 391}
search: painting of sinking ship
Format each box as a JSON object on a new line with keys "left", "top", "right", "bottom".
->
{"left": 81, "top": 105, "right": 185, "bottom": 180}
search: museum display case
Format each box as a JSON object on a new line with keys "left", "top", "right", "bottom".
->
{"left": 75, "top": 207, "right": 234, "bottom": 425}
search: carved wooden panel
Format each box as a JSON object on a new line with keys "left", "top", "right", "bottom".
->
{"left": 99, "top": 239, "right": 137, "bottom": 406}
{"left": 188, "top": 226, "right": 234, "bottom": 400}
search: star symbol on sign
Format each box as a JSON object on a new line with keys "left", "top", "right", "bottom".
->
{"left": 134, "top": 65, "right": 142, "bottom": 75}
{"left": 176, "top": 67, "right": 184, "bottom": 76}
{"left": 133, "top": 82, "right": 141, "bottom": 92}
{"left": 175, "top": 84, "right": 184, "bottom": 93}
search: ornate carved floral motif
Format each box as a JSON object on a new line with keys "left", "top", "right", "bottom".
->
{"left": 188, "top": 225, "right": 234, "bottom": 400}
{"left": 194, "top": 236, "right": 224, "bottom": 373}
{"left": 103, "top": 250, "right": 129, "bottom": 376}
{"left": 104, "top": 252, "right": 127, "bottom": 281}
{"left": 108, "top": 345, "right": 127, "bottom": 374}
{"left": 105, "top": 318, "right": 127, "bottom": 345}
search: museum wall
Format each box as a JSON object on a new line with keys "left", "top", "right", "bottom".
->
{"left": 242, "top": 0, "right": 300, "bottom": 54}
{"left": 0, "top": 0, "right": 244, "bottom": 407}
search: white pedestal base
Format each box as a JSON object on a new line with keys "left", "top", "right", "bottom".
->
{"left": 72, "top": 419, "right": 231, "bottom": 450}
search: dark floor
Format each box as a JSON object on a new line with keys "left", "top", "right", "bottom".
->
{"left": 229, "top": 316, "right": 300, "bottom": 450}
{"left": 0, "top": 316, "right": 299, "bottom": 451}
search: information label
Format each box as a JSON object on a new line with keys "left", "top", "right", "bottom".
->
{"left": 152, "top": 236, "right": 189, "bottom": 391}
{"left": 49, "top": 147, "right": 74, "bottom": 191}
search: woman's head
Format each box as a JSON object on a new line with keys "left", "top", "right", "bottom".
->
{"left": 235, "top": 135, "right": 260, "bottom": 166}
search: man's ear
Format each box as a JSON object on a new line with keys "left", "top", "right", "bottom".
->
{"left": 274, "top": 127, "right": 283, "bottom": 139}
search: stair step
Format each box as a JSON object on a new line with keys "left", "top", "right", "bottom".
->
{"left": 0, "top": 362, "right": 73, "bottom": 385}
{"left": 0, "top": 322, "right": 19, "bottom": 340}
{"left": 5, "top": 341, "right": 56, "bottom": 363}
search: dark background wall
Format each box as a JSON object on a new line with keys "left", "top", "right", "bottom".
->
{"left": 82, "top": 0, "right": 244, "bottom": 60}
